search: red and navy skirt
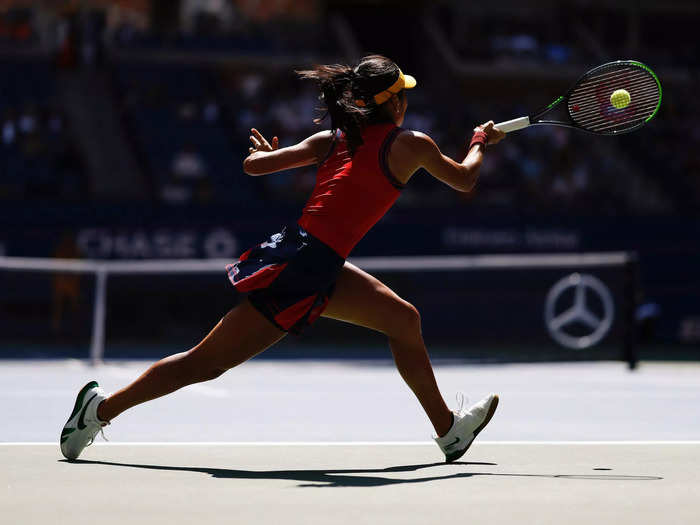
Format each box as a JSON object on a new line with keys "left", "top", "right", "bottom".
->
{"left": 226, "top": 224, "right": 345, "bottom": 334}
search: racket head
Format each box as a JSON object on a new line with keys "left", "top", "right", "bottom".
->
{"left": 559, "top": 60, "right": 662, "bottom": 135}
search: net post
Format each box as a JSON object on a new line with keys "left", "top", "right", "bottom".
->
{"left": 622, "top": 252, "right": 639, "bottom": 370}
{"left": 89, "top": 267, "right": 108, "bottom": 367}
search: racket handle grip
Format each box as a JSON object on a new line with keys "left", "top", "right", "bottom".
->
{"left": 494, "top": 116, "right": 530, "bottom": 133}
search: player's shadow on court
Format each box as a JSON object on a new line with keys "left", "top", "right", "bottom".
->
{"left": 60, "top": 459, "right": 663, "bottom": 488}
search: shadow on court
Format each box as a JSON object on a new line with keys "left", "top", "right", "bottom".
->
{"left": 60, "top": 459, "right": 662, "bottom": 487}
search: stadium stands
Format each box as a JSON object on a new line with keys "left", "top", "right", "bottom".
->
{"left": 0, "top": 58, "right": 89, "bottom": 201}
{"left": 0, "top": 1, "right": 696, "bottom": 214}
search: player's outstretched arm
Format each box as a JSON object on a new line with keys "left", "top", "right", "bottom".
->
{"left": 243, "top": 128, "right": 334, "bottom": 176}
{"left": 394, "top": 121, "right": 504, "bottom": 192}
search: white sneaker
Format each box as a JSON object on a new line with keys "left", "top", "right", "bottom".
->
{"left": 434, "top": 392, "right": 499, "bottom": 463}
{"left": 60, "top": 381, "right": 109, "bottom": 460}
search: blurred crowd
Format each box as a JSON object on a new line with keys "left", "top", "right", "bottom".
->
{"left": 0, "top": 1, "right": 697, "bottom": 216}
{"left": 115, "top": 63, "right": 693, "bottom": 215}
{"left": 0, "top": 103, "right": 87, "bottom": 200}
{"left": 436, "top": 3, "right": 698, "bottom": 68}
{"left": 0, "top": 54, "right": 88, "bottom": 201}
{"left": 0, "top": 6, "right": 34, "bottom": 48}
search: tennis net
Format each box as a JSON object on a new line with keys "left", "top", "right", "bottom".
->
{"left": 0, "top": 252, "right": 638, "bottom": 367}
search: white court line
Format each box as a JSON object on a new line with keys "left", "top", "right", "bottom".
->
{"left": 2, "top": 441, "right": 700, "bottom": 446}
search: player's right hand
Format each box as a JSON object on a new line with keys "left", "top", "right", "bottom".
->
{"left": 475, "top": 121, "right": 506, "bottom": 145}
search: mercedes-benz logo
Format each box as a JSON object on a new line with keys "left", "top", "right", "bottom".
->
{"left": 544, "top": 273, "right": 614, "bottom": 350}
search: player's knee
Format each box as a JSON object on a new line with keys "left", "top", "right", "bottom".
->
{"left": 389, "top": 300, "right": 422, "bottom": 338}
{"left": 406, "top": 302, "right": 421, "bottom": 330}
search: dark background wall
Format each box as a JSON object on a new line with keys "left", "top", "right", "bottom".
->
{"left": 0, "top": 0, "right": 698, "bottom": 358}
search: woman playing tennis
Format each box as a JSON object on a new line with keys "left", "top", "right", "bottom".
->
{"left": 61, "top": 55, "right": 505, "bottom": 463}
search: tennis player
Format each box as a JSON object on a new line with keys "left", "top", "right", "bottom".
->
{"left": 61, "top": 55, "right": 505, "bottom": 463}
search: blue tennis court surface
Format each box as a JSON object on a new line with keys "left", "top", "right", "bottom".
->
{"left": 2, "top": 357, "right": 699, "bottom": 442}
{"left": 2, "top": 442, "right": 698, "bottom": 525}
{"left": 2, "top": 356, "right": 699, "bottom": 524}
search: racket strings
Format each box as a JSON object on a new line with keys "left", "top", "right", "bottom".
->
{"left": 567, "top": 66, "right": 660, "bottom": 133}
{"left": 575, "top": 79, "right": 658, "bottom": 101}
{"left": 571, "top": 74, "right": 659, "bottom": 104}
{"left": 569, "top": 94, "right": 658, "bottom": 130}
{"left": 570, "top": 77, "right": 657, "bottom": 113}
{"left": 572, "top": 67, "right": 649, "bottom": 94}
{"left": 570, "top": 92, "right": 659, "bottom": 125}
{"left": 573, "top": 97, "right": 658, "bottom": 131}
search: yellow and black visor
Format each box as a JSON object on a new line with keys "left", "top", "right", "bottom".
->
{"left": 355, "top": 68, "right": 417, "bottom": 107}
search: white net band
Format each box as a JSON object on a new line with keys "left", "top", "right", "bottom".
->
{"left": 0, "top": 252, "right": 632, "bottom": 274}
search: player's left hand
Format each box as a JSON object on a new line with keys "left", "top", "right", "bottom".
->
{"left": 249, "top": 128, "right": 279, "bottom": 154}
{"left": 475, "top": 121, "right": 506, "bottom": 145}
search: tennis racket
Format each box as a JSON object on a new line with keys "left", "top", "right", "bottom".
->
{"left": 495, "top": 60, "right": 662, "bottom": 135}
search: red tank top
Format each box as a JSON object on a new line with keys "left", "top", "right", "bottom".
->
{"left": 298, "top": 123, "right": 405, "bottom": 258}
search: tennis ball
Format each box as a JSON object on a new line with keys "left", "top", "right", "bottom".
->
{"left": 610, "top": 89, "right": 631, "bottom": 109}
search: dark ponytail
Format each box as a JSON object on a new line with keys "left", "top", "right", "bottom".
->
{"left": 297, "top": 55, "right": 401, "bottom": 155}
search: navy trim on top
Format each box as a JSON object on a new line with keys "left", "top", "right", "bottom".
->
{"left": 378, "top": 126, "right": 406, "bottom": 190}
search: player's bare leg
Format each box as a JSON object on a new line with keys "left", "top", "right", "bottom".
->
{"left": 322, "top": 262, "right": 453, "bottom": 437}
{"left": 96, "top": 300, "right": 285, "bottom": 422}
